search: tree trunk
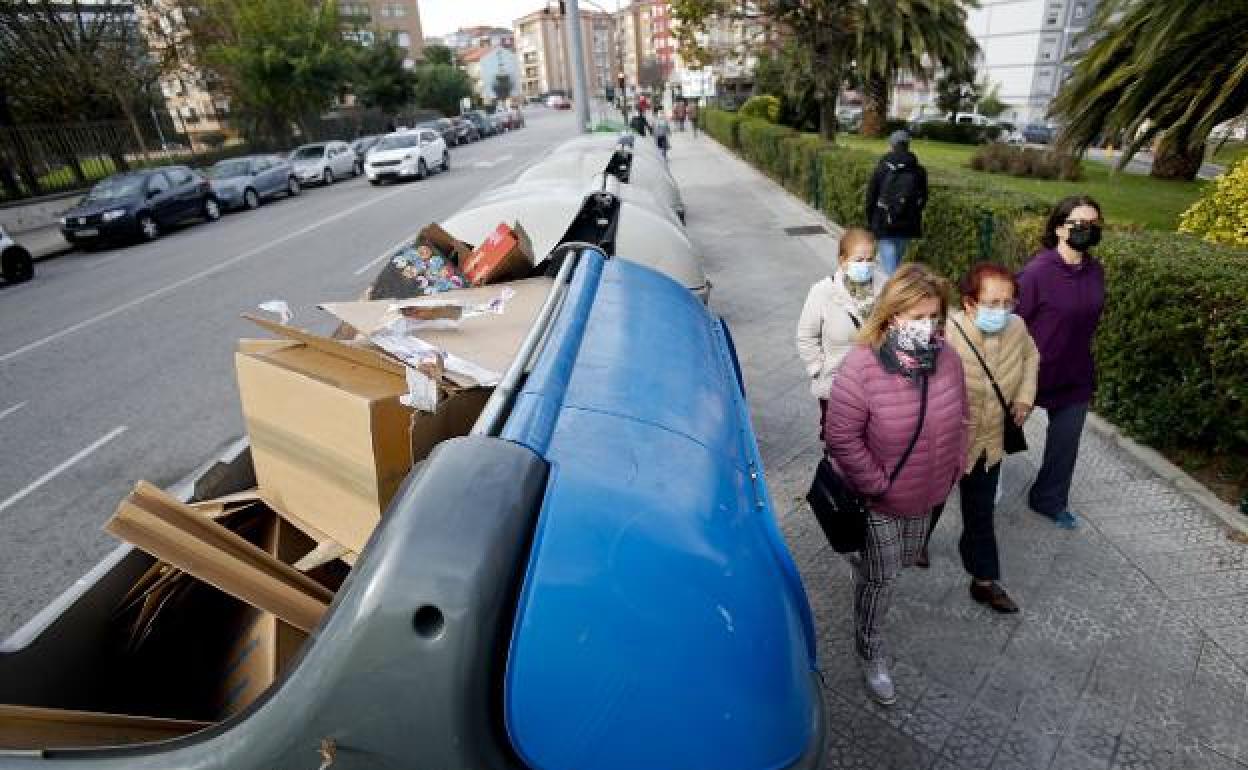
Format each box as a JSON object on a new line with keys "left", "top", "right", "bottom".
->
{"left": 120, "top": 102, "right": 151, "bottom": 163}
{"left": 1150, "top": 142, "right": 1205, "bottom": 181}
{"left": 860, "top": 74, "right": 889, "bottom": 138}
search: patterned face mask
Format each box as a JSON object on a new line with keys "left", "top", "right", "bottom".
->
{"left": 880, "top": 318, "right": 942, "bottom": 380}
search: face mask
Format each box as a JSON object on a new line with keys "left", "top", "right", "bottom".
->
{"left": 974, "top": 306, "right": 1009, "bottom": 334}
{"left": 894, "top": 318, "right": 937, "bottom": 350}
{"left": 846, "top": 261, "right": 873, "bottom": 284}
{"left": 1066, "top": 223, "right": 1102, "bottom": 252}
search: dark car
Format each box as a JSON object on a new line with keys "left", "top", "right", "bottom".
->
{"left": 1023, "top": 123, "right": 1055, "bottom": 144}
{"left": 60, "top": 166, "right": 221, "bottom": 245}
{"left": 206, "top": 155, "right": 300, "bottom": 211}
{"left": 417, "top": 119, "right": 458, "bottom": 147}
{"left": 350, "top": 134, "right": 384, "bottom": 165}
{"left": 464, "top": 110, "right": 493, "bottom": 138}
{"left": 451, "top": 116, "right": 480, "bottom": 144}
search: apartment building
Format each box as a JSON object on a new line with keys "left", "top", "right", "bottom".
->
{"left": 339, "top": 0, "right": 425, "bottom": 67}
{"left": 514, "top": 6, "right": 615, "bottom": 100}
{"left": 439, "top": 26, "right": 515, "bottom": 52}
{"left": 461, "top": 46, "right": 522, "bottom": 102}
{"left": 614, "top": 0, "right": 675, "bottom": 94}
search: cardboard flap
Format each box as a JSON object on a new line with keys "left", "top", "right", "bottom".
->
{"left": 319, "top": 277, "right": 554, "bottom": 376}
{"left": 242, "top": 314, "right": 406, "bottom": 378}
{"left": 0, "top": 706, "right": 209, "bottom": 750}
{"left": 106, "top": 482, "right": 333, "bottom": 633}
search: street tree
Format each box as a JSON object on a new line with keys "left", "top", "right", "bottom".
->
{"left": 852, "top": 0, "right": 980, "bottom": 137}
{"left": 493, "top": 73, "right": 515, "bottom": 102}
{"left": 1049, "top": 0, "right": 1248, "bottom": 180}
{"left": 422, "top": 44, "right": 456, "bottom": 67}
{"left": 934, "top": 66, "right": 979, "bottom": 120}
{"left": 976, "top": 82, "right": 1010, "bottom": 119}
{"left": 353, "top": 39, "right": 417, "bottom": 115}
{"left": 413, "top": 63, "right": 474, "bottom": 117}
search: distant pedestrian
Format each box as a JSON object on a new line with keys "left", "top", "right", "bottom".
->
{"left": 638, "top": 94, "right": 650, "bottom": 114}
{"left": 688, "top": 101, "right": 699, "bottom": 136}
{"left": 921, "top": 262, "right": 1039, "bottom": 613}
{"left": 1017, "top": 195, "right": 1106, "bottom": 530}
{"left": 823, "top": 264, "right": 968, "bottom": 706}
{"left": 795, "top": 227, "right": 887, "bottom": 437}
{"left": 653, "top": 109, "right": 671, "bottom": 160}
{"left": 865, "top": 130, "right": 928, "bottom": 275}
{"left": 629, "top": 111, "right": 651, "bottom": 137}
{"left": 673, "top": 100, "right": 687, "bottom": 131}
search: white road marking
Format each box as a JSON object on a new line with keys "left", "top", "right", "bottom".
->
{"left": 0, "top": 185, "right": 420, "bottom": 364}
{"left": 0, "top": 426, "right": 128, "bottom": 515}
{"left": 0, "top": 402, "right": 26, "bottom": 423}
{"left": 471, "top": 154, "right": 514, "bottom": 169}
{"left": 353, "top": 235, "right": 417, "bottom": 276}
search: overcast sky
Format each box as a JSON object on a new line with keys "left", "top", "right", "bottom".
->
{"left": 420, "top": 0, "right": 628, "bottom": 37}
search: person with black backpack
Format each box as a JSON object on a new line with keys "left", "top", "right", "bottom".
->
{"left": 865, "top": 130, "right": 929, "bottom": 275}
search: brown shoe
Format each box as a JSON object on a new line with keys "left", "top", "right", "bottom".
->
{"left": 914, "top": 546, "right": 930, "bottom": 568}
{"left": 970, "top": 581, "right": 1019, "bottom": 613}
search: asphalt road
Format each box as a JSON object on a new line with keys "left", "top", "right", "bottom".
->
{"left": 0, "top": 108, "right": 579, "bottom": 637}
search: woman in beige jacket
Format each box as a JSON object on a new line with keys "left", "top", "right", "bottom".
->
{"left": 923, "top": 262, "right": 1039, "bottom": 613}
{"left": 796, "top": 228, "right": 888, "bottom": 433}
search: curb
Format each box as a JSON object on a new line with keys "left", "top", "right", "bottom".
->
{"left": 1085, "top": 413, "right": 1247, "bottom": 535}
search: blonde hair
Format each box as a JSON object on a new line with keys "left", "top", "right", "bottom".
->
{"left": 838, "top": 227, "right": 875, "bottom": 267}
{"left": 857, "top": 263, "right": 950, "bottom": 347}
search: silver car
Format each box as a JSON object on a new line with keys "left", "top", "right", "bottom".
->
{"left": 206, "top": 155, "right": 301, "bottom": 210}
{"left": 290, "top": 141, "right": 359, "bottom": 186}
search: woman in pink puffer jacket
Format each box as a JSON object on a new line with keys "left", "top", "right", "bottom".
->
{"left": 822, "top": 263, "right": 969, "bottom": 706}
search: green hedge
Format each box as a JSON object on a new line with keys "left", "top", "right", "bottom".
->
{"left": 701, "top": 108, "right": 1248, "bottom": 462}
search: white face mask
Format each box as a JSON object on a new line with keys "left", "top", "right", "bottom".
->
{"left": 846, "top": 261, "right": 873, "bottom": 284}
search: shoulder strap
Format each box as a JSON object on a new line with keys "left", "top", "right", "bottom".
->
{"left": 951, "top": 319, "right": 1011, "bottom": 413}
{"left": 845, "top": 310, "right": 862, "bottom": 329}
{"left": 887, "top": 374, "right": 929, "bottom": 486}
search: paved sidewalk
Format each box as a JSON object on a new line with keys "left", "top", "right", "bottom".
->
{"left": 666, "top": 131, "right": 1248, "bottom": 770}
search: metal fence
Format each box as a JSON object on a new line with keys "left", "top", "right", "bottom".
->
{"left": 0, "top": 107, "right": 445, "bottom": 204}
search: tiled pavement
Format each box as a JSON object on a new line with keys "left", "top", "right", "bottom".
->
{"left": 664, "top": 129, "right": 1248, "bottom": 770}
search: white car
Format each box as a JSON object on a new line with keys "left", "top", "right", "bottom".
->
{"left": 365, "top": 129, "right": 449, "bottom": 185}
{"left": 290, "top": 141, "right": 359, "bottom": 186}
{"left": 0, "top": 224, "right": 34, "bottom": 283}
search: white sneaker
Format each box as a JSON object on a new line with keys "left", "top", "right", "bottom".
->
{"left": 862, "top": 658, "right": 897, "bottom": 705}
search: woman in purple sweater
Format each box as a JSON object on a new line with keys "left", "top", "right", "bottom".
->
{"left": 823, "top": 264, "right": 969, "bottom": 706}
{"left": 1017, "top": 195, "right": 1107, "bottom": 529}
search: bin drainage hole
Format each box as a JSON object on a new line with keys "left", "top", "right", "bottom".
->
{"left": 413, "top": 605, "right": 445, "bottom": 639}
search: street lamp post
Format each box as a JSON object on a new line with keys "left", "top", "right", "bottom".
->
{"left": 562, "top": 0, "right": 592, "bottom": 132}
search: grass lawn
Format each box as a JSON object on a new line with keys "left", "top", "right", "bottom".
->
{"left": 837, "top": 135, "right": 1207, "bottom": 231}
{"left": 1211, "top": 139, "right": 1248, "bottom": 168}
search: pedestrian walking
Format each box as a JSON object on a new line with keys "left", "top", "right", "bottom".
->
{"left": 638, "top": 94, "right": 650, "bottom": 114}
{"left": 1018, "top": 195, "right": 1107, "bottom": 530}
{"left": 673, "top": 100, "right": 687, "bottom": 131}
{"left": 796, "top": 227, "right": 887, "bottom": 437}
{"left": 629, "top": 111, "right": 652, "bottom": 137}
{"left": 688, "top": 101, "right": 699, "bottom": 136}
{"left": 653, "top": 109, "right": 672, "bottom": 161}
{"left": 920, "top": 262, "right": 1039, "bottom": 613}
{"left": 865, "top": 130, "right": 928, "bottom": 275}
{"left": 822, "top": 264, "right": 969, "bottom": 705}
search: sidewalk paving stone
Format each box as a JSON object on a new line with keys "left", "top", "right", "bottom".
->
{"left": 668, "top": 132, "right": 1248, "bottom": 769}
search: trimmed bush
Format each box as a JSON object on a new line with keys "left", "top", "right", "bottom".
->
{"left": 699, "top": 108, "right": 1248, "bottom": 461}
{"left": 1178, "top": 156, "right": 1248, "bottom": 246}
{"left": 971, "top": 144, "right": 1082, "bottom": 181}
{"left": 703, "top": 109, "right": 741, "bottom": 149}
{"left": 740, "top": 94, "right": 781, "bottom": 124}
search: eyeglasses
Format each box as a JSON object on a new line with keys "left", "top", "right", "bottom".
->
{"left": 978, "top": 299, "right": 1017, "bottom": 310}
{"left": 1063, "top": 219, "right": 1100, "bottom": 228}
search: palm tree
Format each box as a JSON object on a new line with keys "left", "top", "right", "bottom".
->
{"left": 1050, "top": 0, "right": 1248, "bottom": 180}
{"left": 852, "top": 0, "right": 981, "bottom": 138}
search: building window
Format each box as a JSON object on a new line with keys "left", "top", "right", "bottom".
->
{"left": 381, "top": 3, "right": 408, "bottom": 18}
{"left": 392, "top": 31, "right": 411, "bottom": 48}
{"left": 1074, "top": 2, "right": 1086, "bottom": 18}
{"left": 403, "top": 58, "right": 415, "bottom": 69}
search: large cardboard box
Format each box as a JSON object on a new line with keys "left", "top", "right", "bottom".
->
{"left": 235, "top": 328, "right": 490, "bottom": 555}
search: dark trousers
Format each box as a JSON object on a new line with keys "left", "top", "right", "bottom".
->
{"left": 927, "top": 457, "right": 1003, "bottom": 581}
{"left": 818, "top": 398, "right": 828, "bottom": 440}
{"left": 1029, "top": 401, "right": 1089, "bottom": 517}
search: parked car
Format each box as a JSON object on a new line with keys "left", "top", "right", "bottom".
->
{"left": 364, "top": 128, "right": 449, "bottom": 185}
{"left": 1023, "top": 123, "right": 1056, "bottom": 144}
{"left": 464, "top": 110, "right": 495, "bottom": 138}
{"left": 350, "top": 135, "right": 384, "bottom": 165}
{"left": 546, "top": 94, "right": 571, "bottom": 110}
{"left": 290, "top": 141, "right": 358, "bottom": 186}
{"left": 451, "top": 117, "right": 480, "bottom": 144}
{"left": 59, "top": 167, "right": 221, "bottom": 245}
{"left": 0, "top": 224, "right": 34, "bottom": 283}
{"left": 206, "top": 155, "right": 300, "bottom": 211}
{"left": 418, "top": 118, "right": 458, "bottom": 147}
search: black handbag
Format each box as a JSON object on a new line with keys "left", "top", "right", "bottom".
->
{"left": 807, "top": 375, "right": 929, "bottom": 553}
{"left": 951, "top": 320, "right": 1028, "bottom": 455}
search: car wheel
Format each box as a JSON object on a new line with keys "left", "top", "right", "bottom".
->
{"left": 441, "top": 151, "right": 450, "bottom": 171}
{"left": 369, "top": 179, "right": 382, "bottom": 186}
{"left": 323, "top": 168, "right": 333, "bottom": 185}
{"left": 203, "top": 197, "right": 222, "bottom": 221}
{"left": 417, "top": 159, "right": 428, "bottom": 180}
{"left": 287, "top": 177, "right": 301, "bottom": 196}
{"left": 243, "top": 188, "right": 260, "bottom": 210}
{"left": 138, "top": 213, "right": 160, "bottom": 241}
{"left": 1, "top": 246, "right": 34, "bottom": 284}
